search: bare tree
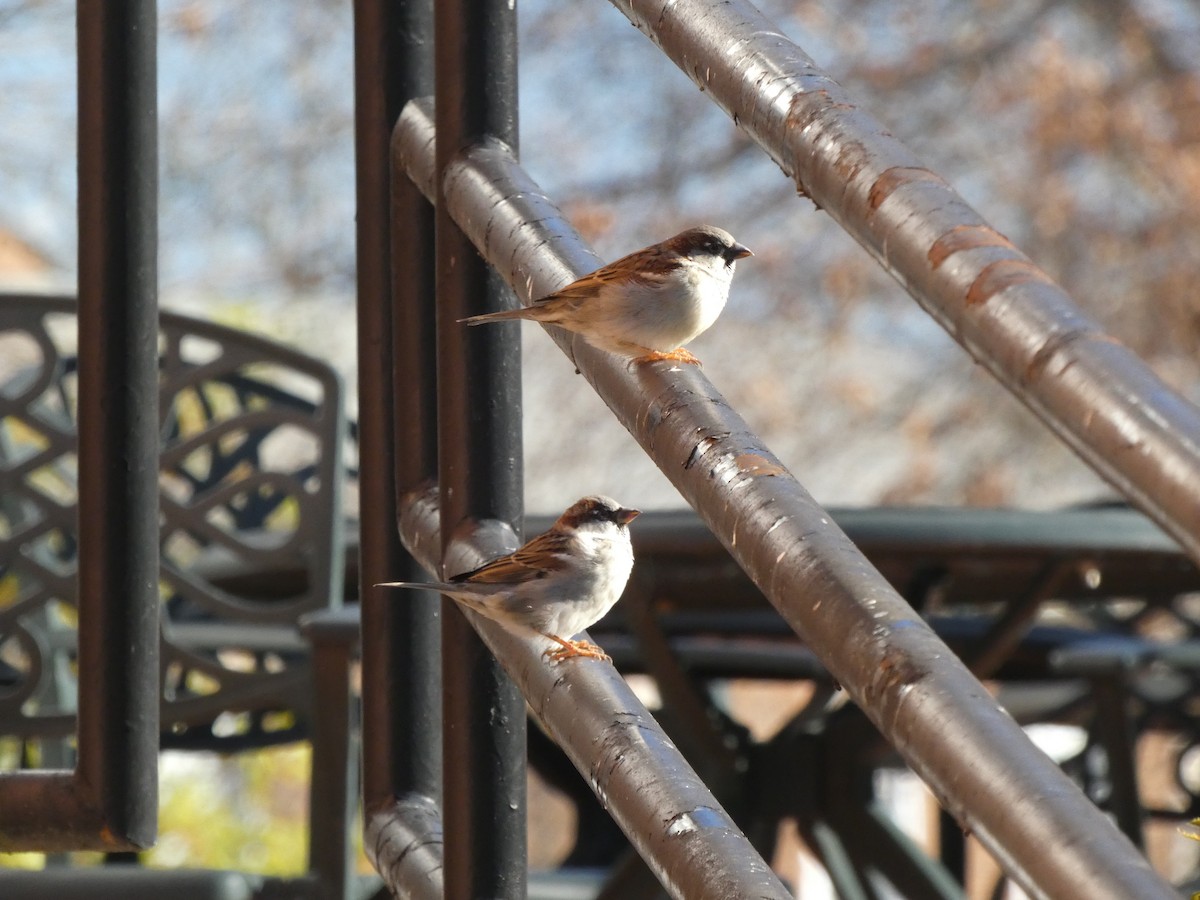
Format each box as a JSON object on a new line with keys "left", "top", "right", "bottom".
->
{"left": 3, "top": 0, "right": 1200, "bottom": 508}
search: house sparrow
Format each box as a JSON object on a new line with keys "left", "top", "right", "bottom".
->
{"left": 377, "top": 496, "right": 640, "bottom": 662}
{"left": 460, "top": 225, "right": 752, "bottom": 365}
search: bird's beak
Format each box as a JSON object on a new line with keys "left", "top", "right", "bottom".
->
{"left": 617, "top": 507, "right": 641, "bottom": 526}
{"left": 726, "top": 243, "right": 753, "bottom": 263}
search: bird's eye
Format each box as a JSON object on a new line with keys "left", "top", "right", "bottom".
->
{"left": 588, "top": 504, "right": 619, "bottom": 524}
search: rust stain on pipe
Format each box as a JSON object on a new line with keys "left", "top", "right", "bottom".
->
{"left": 867, "top": 165, "right": 947, "bottom": 211}
{"left": 928, "top": 224, "right": 1018, "bottom": 269}
{"left": 784, "top": 88, "right": 840, "bottom": 133}
{"left": 734, "top": 453, "right": 787, "bottom": 477}
{"left": 965, "top": 258, "right": 1052, "bottom": 307}
{"left": 1024, "top": 330, "right": 1125, "bottom": 384}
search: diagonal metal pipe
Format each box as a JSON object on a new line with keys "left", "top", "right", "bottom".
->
{"left": 395, "top": 483, "right": 793, "bottom": 900}
{"left": 394, "top": 98, "right": 1176, "bottom": 899}
{"left": 609, "top": 0, "right": 1200, "bottom": 568}
{"left": 364, "top": 792, "right": 445, "bottom": 900}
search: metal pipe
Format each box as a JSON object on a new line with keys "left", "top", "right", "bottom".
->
{"left": 393, "top": 104, "right": 1175, "bottom": 899}
{"left": 364, "top": 792, "right": 445, "bottom": 900}
{"left": 433, "top": 1, "right": 526, "bottom": 896}
{"left": 609, "top": 0, "right": 1200, "bottom": 569}
{"left": 352, "top": 0, "right": 440, "bottom": 822}
{"left": 1090, "top": 675, "right": 1144, "bottom": 848}
{"left": 0, "top": 773, "right": 100, "bottom": 850}
{"left": 302, "top": 609, "right": 359, "bottom": 900}
{"left": 74, "top": 0, "right": 161, "bottom": 851}
{"left": 396, "top": 485, "right": 794, "bottom": 900}
{"left": 353, "top": 1, "right": 445, "bottom": 893}
{"left": 0, "top": 1, "right": 161, "bottom": 852}
{"left": 967, "top": 559, "right": 1076, "bottom": 679}
{"left": 384, "top": 19, "right": 441, "bottom": 824}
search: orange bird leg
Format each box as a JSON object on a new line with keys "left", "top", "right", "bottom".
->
{"left": 634, "top": 347, "right": 702, "bottom": 366}
{"left": 542, "top": 633, "right": 612, "bottom": 663}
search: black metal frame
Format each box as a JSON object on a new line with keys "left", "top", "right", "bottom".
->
{"left": 352, "top": 1, "right": 444, "bottom": 896}
{"left": 431, "top": 0, "right": 529, "bottom": 893}
{"left": 0, "top": 1, "right": 159, "bottom": 852}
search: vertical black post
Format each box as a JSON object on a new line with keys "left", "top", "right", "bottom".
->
{"left": 304, "top": 612, "right": 358, "bottom": 900}
{"left": 75, "top": 0, "right": 159, "bottom": 848}
{"left": 938, "top": 807, "right": 966, "bottom": 886}
{"left": 1092, "top": 675, "right": 1144, "bottom": 848}
{"left": 387, "top": 10, "right": 442, "bottom": 810}
{"left": 434, "top": 1, "right": 526, "bottom": 897}
{"left": 354, "top": 0, "right": 441, "bottom": 828}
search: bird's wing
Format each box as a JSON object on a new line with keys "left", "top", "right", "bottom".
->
{"left": 454, "top": 529, "right": 576, "bottom": 585}
{"left": 534, "top": 245, "right": 681, "bottom": 308}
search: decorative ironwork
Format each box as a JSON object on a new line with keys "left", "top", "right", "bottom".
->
{"left": 0, "top": 295, "right": 345, "bottom": 753}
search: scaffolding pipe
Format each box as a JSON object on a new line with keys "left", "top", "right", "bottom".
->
{"left": 395, "top": 98, "right": 1176, "bottom": 900}
{"left": 395, "top": 484, "right": 793, "bottom": 900}
{"left": 610, "top": 0, "right": 1200, "bottom": 569}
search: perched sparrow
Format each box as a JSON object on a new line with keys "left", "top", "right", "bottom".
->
{"left": 460, "top": 225, "right": 752, "bottom": 365}
{"left": 377, "top": 496, "right": 640, "bottom": 663}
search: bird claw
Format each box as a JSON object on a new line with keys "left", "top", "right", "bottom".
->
{"left": 635, "top": 347, "right": 702, "bottom": 366}
{"left": 543, "top": 635, "right": 612, "bottom": 663}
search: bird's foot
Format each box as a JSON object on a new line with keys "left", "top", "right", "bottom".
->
{"left": 543, "top": 634, "right": 612, "bottom": 663}
{"left": 635, "top": 347, "right": 702, "bottom": 366}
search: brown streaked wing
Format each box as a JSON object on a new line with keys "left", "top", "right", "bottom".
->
{"left": 532, "top": 245, "right": 681, "bottom": 306}
{"left": 457, "top": 529, "right": 576, "bottom": 584}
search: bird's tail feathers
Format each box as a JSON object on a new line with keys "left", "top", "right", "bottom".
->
{"left": 375, "top": 580, "right": 508, "bottom": 599}
{"left": 459, "top": 300, "right": 566, "bottom": 325}
{"left": 376, "top": 581, "right": 508, "bottom": 625}
{"left": 375, "top": 580, "right": 453, "bottom": 592}
{"left": 458, "top": 307, "right": 536, "bottom": 325}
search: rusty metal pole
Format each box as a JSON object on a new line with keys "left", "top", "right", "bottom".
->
{"left": 610, "top": 0, "right": 1200, "bottom": 570}
{"left": 353, "top": 1, "right": 444, "bottom": 897}
{"left": 393, "top": 102, "right": 1177, "bottom": 899}
{"left": 433, "top": 1, "right": 527, "bottom": 896}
